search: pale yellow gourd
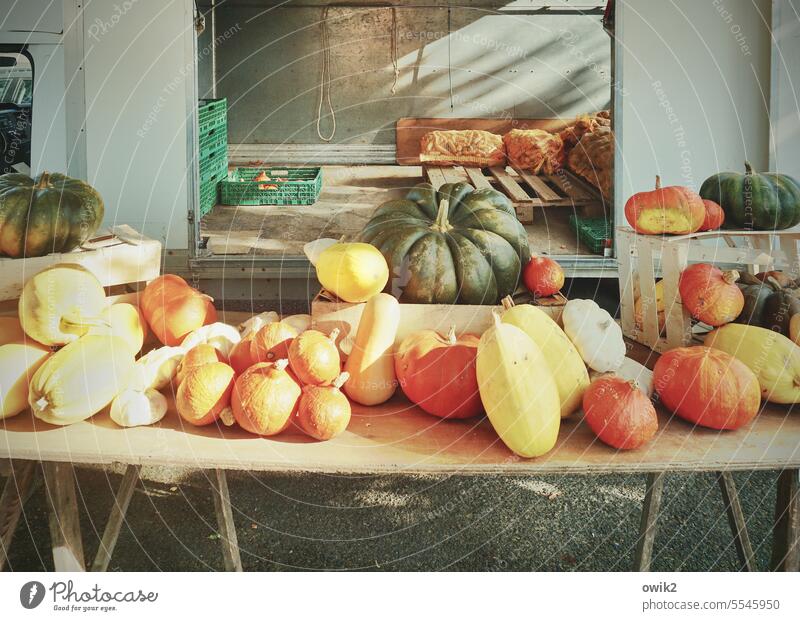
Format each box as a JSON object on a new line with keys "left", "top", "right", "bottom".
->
{"left": 181, "top": 321, "right": 241, "bottom": 358}
{"left": 0, "top": 342, "right": 51, "bottom": 419}
{"left": 501, "top": 298, "right": 589, "bottom": 417}
{"left": 476, "top": 313, "right": 560, "bottom": 458}
{"left": 305, "top": 239, "right": 389, "bottom": 303}
{"left": 29, "top": 335, "right": 135, "bottom": 425}
{"left": 128, "top": 345, "right": 186, "bottom": 391}
{"left": 89, "top": 303, "right": 147, "bottom": 354}
{"left": 343, "top": 293, "right": 399, "bottom": 405}
{"left": 110, "top": 388, "right": 168, "bottom": 427}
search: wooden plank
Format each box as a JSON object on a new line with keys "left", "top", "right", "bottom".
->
{"left": 424, "top": 167, "right": 448, "bottom": 190}
{"left": 42, "top": 462, "right": 85, "bottom": 571}
{"left": 441, "top": 167, "right": 468, "bottom": 185}
{"left": 211, "top": 469, "right": 242, "bottom": 572}
{"left": 91, "top": 464, "right": 140, "bottom": 572}
{"left": 771, "top": 468, "right": 799, "bottom": 571}
{"left": 547, "top": 170, "right": 591, "bottom": 200}
{"left": 662, "top": 241, "right": 692, "bottom": 351}
{"left": 516, "top": 170, "right": 561, "bottom": 202}
{"left": 489, "top": 167, "right": 534, "bottom": 203}
{"left": 637, "top": 240, "right": 659, "bottom": 349}
{"left": 616, "top": 230, "right": 638, "bottom": 338}
{"left": 716, "top": 471, "right": 757, "bottom": 571}
{"left": 633, "top": 472, "right": 665, "bottom": 571}
{"left": 464, "top": 167, "right": 492, "bottom": 189}
{"left": 0, "top": 460, "right": 36, "bottom": 571}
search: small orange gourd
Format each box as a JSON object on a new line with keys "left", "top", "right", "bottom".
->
{"left": 232, "top": 360, "right": 301, "bottom": 436}
{"left": 175, "top": 343, "right": 226, "bottom": 386}
{"left": 250, "top": 322, "right": 298, "bottom": 364}
{"left": 140, "top": 275, "right": 217, "bottom": 346}
{"left": 229, "top": 337, "right": 255, "bottom": 374}
{"left": 288, "top": 328, "right": 340, "bottom": 385}
{"left": 175, "top": 362, "right": 235, "bottom": 426}
{"left": 296, "top": 373, "right": 351, "bottom": 441}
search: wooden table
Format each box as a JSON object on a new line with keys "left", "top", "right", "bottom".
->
{"left": 1, "top": 340, "right": 797, "bottom": 572}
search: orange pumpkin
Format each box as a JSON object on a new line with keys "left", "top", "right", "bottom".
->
{"left": 522, "top": 256, "right": 564, "bottom": 297}
{"left": 679, "top": 263, "right": 744, "bottom": 326}
{"left": 140, "top": 275, "right": 217, "bottom": 346}
{"left": 250, "top": 322, "right": 298, "bottom": 364}
{"left": 582, "top": 376, "right": 658, "bottom": 450}
{"left": 624, "top": 176, "right": 705, "bottom": 235}
{"left": 229, "top": 337, "right": 255, "bottom": 374}
{"left": 394, "top": 326, "right": 482, "bottom": 419}
{"left": 653, "top": 346, "right": 761, "bottom": 430}
{"left": 288, "top": 328, "right": 340, "bottom": 386}
{"left": 295, "top": 373, "right": 351, "bottom": 440}
{"left": 699, "top": 199, "right": 725, "bottom": 231}
{"left": 232, "top": 360, "right": 301, "bottom": 435}
{"left": 175, "top": 362, "right": 235, "bottom": 426}
{"left": 175, "top": 343, "right": 226, "bottom": 386}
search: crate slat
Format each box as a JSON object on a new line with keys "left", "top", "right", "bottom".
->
{"left": 464, "top": 166, "right": 493, "bottom": 189}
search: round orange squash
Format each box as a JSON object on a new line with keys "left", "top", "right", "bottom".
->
{"left": 653, "top": 346, "right": 761, "bottom": 430}
{"left": 295, "top": 373, "right": 351, "bottom": 440}
{"left": 288, "top": 328, "right": 340, "bottom": 385}
{"left": 140, "top": 274, "right": 217, "bottom": 346}
{"left": 679, "top": 263, "right": 744, "bottom": 326}
{"left": 522, "top": 256, "right": 564, "bottom": 297}
{"left": 250, "top": 321, "right": 298, "bottom": 364}
{"left": 175, "top": 343, "right": 226, "bottom": 386}
{"left": 624, "top": 176, "right": 705, "bottom": 235}
{"left": 394, "top": 326, "right": 482, "bottom": 419}
{"left": 232, "top": 360, "right": 301, "bottom": 435}
{"left": 175, "top": 362, "right": 234, "bottom": 426}
{"left": 582, "top": 375, "right": 657, "bottom": 450}
{"left": 229, "top": 336, "right": 255, "bottom": 374}
{"left": 699, "top": 199, "right": 725, "bottom": 231}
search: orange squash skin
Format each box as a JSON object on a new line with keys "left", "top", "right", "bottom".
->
{"left": 624, "top": 176, "right": 706, "bottom": 235}
{"left": 141, "top": 275, "right": 217, "bottom": 346}
{"left": 522, "top": 256, "right": 565, "bottom": 297}
{"left": 232, "top": 361, "right": 301, "bottom": 436}
{"left": 582, "top": 376, "right": 658, "bottom": 450}
{"left": 175, "top": 343, "right": 226, "bottom": 386}
{"left": 699, "top": 199, "right": 725, "bottom": 231}
{"left": 296, "top": 383, "right": 351, "bottom": 440}
{"left": 679, "top": 263, "right": 744, "bottom": 326}
{"left": 250, "top": 322, "right": 298, "bottom": 364}
{"left": 653, "top": 346, "right": 761, "bottom": 430}
{"left": 229, "top": 337, "right": 255, "bottom": 374}
{"left": 288, "top": 330, "right": 340, "bottom": 386}
{"left": 394, "top": 328, "right": 483, "bottom": 419}
{"left": 175, "top": 362, "right": 235, "bottom": 426}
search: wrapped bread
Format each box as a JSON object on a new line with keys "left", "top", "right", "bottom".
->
{"left": 567, "top": 125, "right": 614, "bottom": 200}
{"left": 503, "top": 129, "right": 565, "bottom": 174}
{"left": 419, "top": 130, "right": 506, "bottom": 167}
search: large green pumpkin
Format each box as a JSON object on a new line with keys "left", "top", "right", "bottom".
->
{"left": 358, "top": 182, "right": 531, "bottom": 304}
{"left": 0, "top": 172, "right": 104, "bottom": 258}
{"left": 699, "top": 162, "right": 800, "bottom": 230}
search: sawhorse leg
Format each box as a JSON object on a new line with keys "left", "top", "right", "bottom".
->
{"left": 771, "top": 468, "right": 799, "bottom": 572}
{"left": 0, "top": 460, "right": 37, "bottom": 571}
{"left": 210, "top": 469, "right": 242, "bottom": 572}
{"left": 717, "top": 471, "right": 757, "bottom": 571}
{"left": 91, "top": 464, "right": 140, "bottom": 572}
{"left": 42, "top": 462, "right": 85, "bottom": 571}
{"left": 633, "top": 472, "right": 664, "bottom": 571}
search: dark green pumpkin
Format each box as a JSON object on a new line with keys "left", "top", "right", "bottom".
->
{"left": 358, "top": 182, "right": 531, "bottom": 304}
{"left": 699, "top": 162, "right": 800, "bottom": 230}
{"left": 735, "top": 275, "right": 800, "bottom": 335}
{"left": 0, "top": 172, "right": 104, "bottom": 258}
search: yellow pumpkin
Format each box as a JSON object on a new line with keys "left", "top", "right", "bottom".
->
{"left": 477, "top": 313, "right": 560, "bottom": 458}
{"left": 0, "top": 316, "right": 28, "bottom": 345}
{"left": 790, "top": 314, "right": 800, "bottom": 345}
{"left": 19, "top": 263, "right": 107, "bottom": 346}
{"left": 176, "top": 362, "right": 235, "bottom": 426}
{"left": 501, "top": 299, "right": 589, "bottom": 417}
{"left": 29, "top": 335, "right": 135, "bottom": 425}
{"left": 89, "top": 303, "right": 147, "bottom": 354}
{"left": 705, "top": 323, "right": 800, "bottom": 403}
{"left": 308, "top": 240, "right": 389, "bottom": 303}
{"left": 0, "top": 342, "right": 51, "bottom": 418}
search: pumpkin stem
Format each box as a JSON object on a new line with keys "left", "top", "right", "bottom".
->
{"left": 598, "top": 318, "right": 612, "bottom": 329}
{"left": 654, "top": 175, "right": 661, "bottom": 190}
{"left": 218, "top": 407, "right": 235, "bottom": 427}
{"left": 33, "top": 396, "right": 49, "bottom": 412}
{"left": 744, "top": 161, "right": 754, "bottom": 175}
{"left": 60, "top": 314, "right": 112, "bottom": 332}
{"left": 431, "top": 199, "right": 452, "bottom": 232}
{"left": 722, "top": 270, "right": 740, "bottom": 285}
{"left": 274, "top": 358, "right": 290, "bottom": 371}
{"left": 766, "top": 275, "right": 783, "bottom": 291}
{"left": 446, "top": 324, "right": 457, "bottom": 345}
{"left": 36, "top": 171, "right": 51, "bottom": 189}
{"left": 333, "top": 372, "right": 350, "bottom": 389}
{"left": 501, "top": 295, "right": 515, "bottom": 310}
{"left": 328, "top": 327, "right": 340, "bottom": 343}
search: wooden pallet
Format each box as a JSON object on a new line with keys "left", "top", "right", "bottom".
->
{"left": 422, "top": 165, "right": 603, "bottom": 224}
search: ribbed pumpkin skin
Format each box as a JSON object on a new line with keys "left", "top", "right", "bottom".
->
{"left": 0, "top": 172, "right": 104, "bottom": 258}
{"left": 232, "top": 362, "right": 301, "bottom": 435}
{"left": 29, "top": 335, "right": 135, "bottom": 426}
{"left": 175, "top": 362, "right": 234, "bottom": 426}
{"left": 288, "top": 330, "right": 340, "bottom": 386}
{"left": 140, "top": 275, "right": 217, "bottom": 346}
{"left": 679, "top": 264, "right": 744, "bottom": 326}
{"left": 583, "top": 376, "right": 657, "bottom": 449}
{"left": 699, "top": 199, "right": 725, "bottom": 231}
{"left": 624, "top": 177, "right": 705, "bottom": 235}
{"left": 358, "top": 182, "right": 531, "bottom": 304}
{"left": 653, "top": 346, "right": 760, "bottom": 429}
{"left": 394, "top": 328, "right": 482, "bottom": 419}
{"left": 700, "top": 162, "right": 800, "bottom": 230}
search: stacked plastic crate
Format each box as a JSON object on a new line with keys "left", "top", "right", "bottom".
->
{"left": 198, "top": 98, "right": 228, "bottom": 218}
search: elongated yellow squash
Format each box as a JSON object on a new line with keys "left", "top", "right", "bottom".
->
{"left": 0, "top": 342, "right": 51, "bottom": 418}
{"left": 705, "top": 323, "right": 800, "bottom": 404}
{"left": 29, "top": 335, "right": 135, "bottom": 425}
{"left": 477, "top": 313, "right": 560, "bottom": 457}
{"left": 501, "top": 301, "right": 589, "bottom": 417}
{"left": 344, "top": 293, "right": 400, "bottom": 405}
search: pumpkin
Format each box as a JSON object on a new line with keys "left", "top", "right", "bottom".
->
{"left": 180, "top": 322, "right": 241, "bottom": 359}
{"left": 522, "top": 256, "right": 564, "bottom": 297}
{"left": 140, "top": 274, "right": 217, "bottom": 346}
{"left": 229, "top": 337, "right": 256, "bottom": 374}
{"left": 624, "top": 176, "right": 705, "bottom": 235}
{"left": 705, "top": 323, "right": 800, "bottom": 403}
{"left": 128, "top": 345, "right": 185, "bottom": 391}
{"left": 19, "top": 263, "right": 107, "bottom": 346}
{"left": 0, "top": 172, "right": 104, "bottom": 258}
{"left": 295, "top": 373, "right": 352, "bottom": 440}
{"left": 175, "top": 343, "right": 226, "bottom": 386}
{"left": 250, "top": 321, "right": 298, "bottom": 364}
{"left": 358, "top": 182, "right": 531, "bottom": 304}
{"left": 29, "top": 335, "right": 135, "bottom": 425}
{"left": 699, "top": 199, "right": 725, "bottom": 231}
{"left": 679, "top": 264, "right": 744, "bottom": 326}
{"left": 394, "top": 325, "right": 482, "bottom": 419}
{"left": 0, "top": 316, "right": 28, "bottom": 345}
{"left": 476, "top": 312, "right": 560, "bottom": 458}
{"left": 89, "top": 303, "right": 147, "bottom": 354}
{"left": 238, "top": 311, "right": 279, "bottom": 339}
{"left": 110, "top": 388, "right": 168, "bottom": 427}
{"left": 344, "top": 293, "right": 400, "bottom": 405}
{"left": 288, "top": 328, "right": 340, "bottom": 386}
{"left": 634, "top": 279, "right": 666, "bottom": 334}
{"left": 175, "top": 362, "right": 235, "bottom": 426}
{"left": 699, "top": 161, "right": 800, "bottom": 230}
{"left": 561, "top": 299, "right": 625, "bottom": 372}
{"left": 653, "top": 346, "right": 761, "bottom": 429}
{"left": 755, "top": 270, "right": 799, "bottom": 289}
{"left": 305, "top": 239, "right": 389, "bottom": 303}
{"left": 501, "top": 297, "right": 589, "bottom": 417}
{"left": 232, "top": 360, "right": 301, "bottom": 436}
{"left": 759, "top": 277, "right": 800, "bottom": 335}
{"left": 0, "top": 342, "right": 50, "bottom": 419}
{"left": 735, "top": 276, "right": 774, "bottom": 327}
{"left": 791, "top": 314, "right": 800, "bottom": 346}
{"left": 582, "top": 376, "right": 658, "bottom": 449}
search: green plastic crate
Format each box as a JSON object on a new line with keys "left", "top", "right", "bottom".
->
{"left": 220, "top": 167, "right": 322, "bottom": 206}
{"left": 199, "top": 179, "right": 219, "bottom": 218}
{"left": 198, "top": 98, "right": 227, "bottom": 134}
{"left": 569, "top": 215, "right": 613, "bottom": 255}
{"left": 199, "top": 147, "right": 228, "bottom": 183}
{"left": 199, "top": 128, "right": 226, "bottom": 159}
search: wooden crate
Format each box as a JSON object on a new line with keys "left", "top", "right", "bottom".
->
{"left": 0, "top": 224, "right": 162, "bottom": 311}
{"left": 616, "top": 227, "right": 800, "bottom": 352}
{"left": 422, "top": 165, "right": 603, "bottom": 224}
{"left": 311, "top": 288, "right": 567, "bottom": 356}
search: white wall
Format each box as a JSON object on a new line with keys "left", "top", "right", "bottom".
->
{"left": 770, "top": 0, "right": 800, "bottom": 176}
{"left": 616, "top": 0, "right": 772, "bottom": 214}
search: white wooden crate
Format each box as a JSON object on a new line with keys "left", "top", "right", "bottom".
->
{"left": 616, "top": 227, "right": 800, "bottom": 352}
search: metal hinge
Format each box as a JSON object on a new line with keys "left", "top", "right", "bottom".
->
{"left": 187, "top": 210, "right": 195, "bottom": 223}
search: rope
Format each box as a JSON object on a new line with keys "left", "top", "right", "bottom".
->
{"left": 316, "top": 5, "right": 336, "bottom": 142}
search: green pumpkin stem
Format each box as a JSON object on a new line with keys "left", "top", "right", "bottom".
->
{"left": 654, "top": 175, "right": 661, "bottom": 190}
{"left": 766, "top": 275, "right": 783, "bottom": 291}
{"left": 36, "top": 171, "right": 51, "bottom": 189}
{"left": 744, "top": 161, "right": 754, "bottom": 175}
{"left": 432, "top": 199, "right": 452, "bottom": 232}
{"left": 501, "top": 295, "right": 515, "bottom": 311}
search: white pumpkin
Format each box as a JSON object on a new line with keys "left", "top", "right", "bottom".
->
{"left": 238, "top": 312, "right": 279, "bottom": 339}
{"left": 180, "top": 322, "right": 241, "bottom": 358}
{"left": 562, "top": 299, "right": 625, "bottom": 373}
{"left": 110, "top": 388, "right": 168, "bottom": 427}
{"left": 281, "top": 314, "right": 311, "bottom": 334}
{"left": 129, "top": 345, "right": 186, "bottom": 391}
